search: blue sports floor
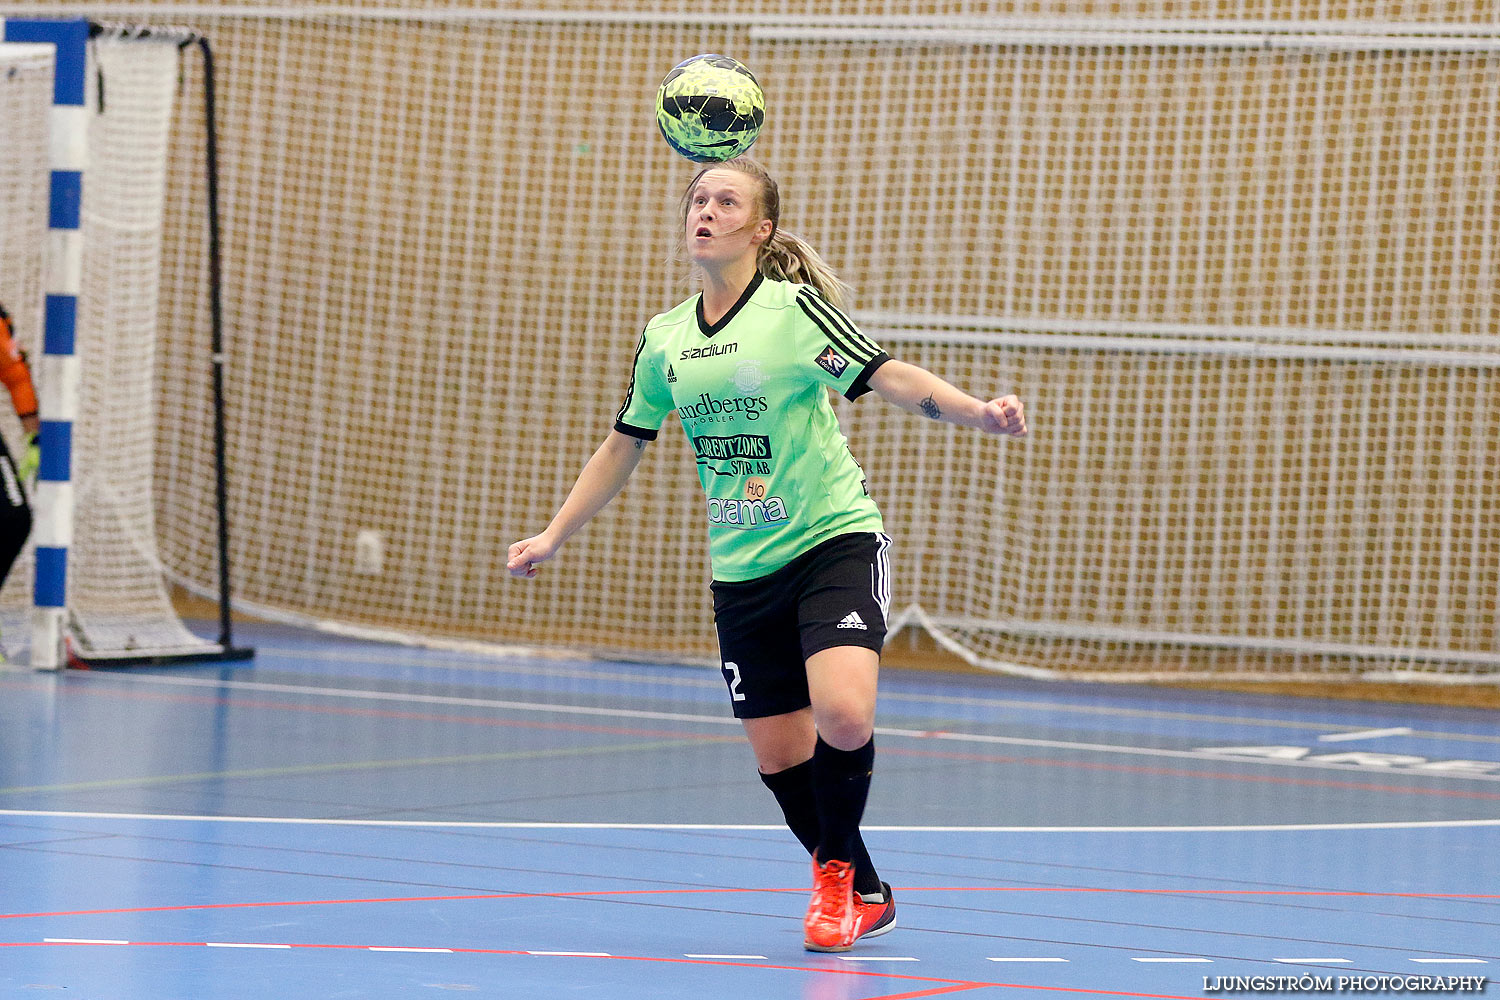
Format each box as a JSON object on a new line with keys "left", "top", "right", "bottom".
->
{"left": 2, "top": 622, "right": 1497, "bottom": 999}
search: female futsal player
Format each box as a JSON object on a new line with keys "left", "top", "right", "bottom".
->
{"left": 507, "top": 157, "right": 1026, "bottom": 952}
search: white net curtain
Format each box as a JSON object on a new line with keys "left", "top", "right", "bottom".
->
{"left": 20, "top": 1, "right": 1498, "bottom": 679}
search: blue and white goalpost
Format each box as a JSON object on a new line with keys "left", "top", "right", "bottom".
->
{"left": 0, "top": 18, "right": 251, "bottom": 669}
{"left": 1, "top": 17, "right": 86, "bottom": 670}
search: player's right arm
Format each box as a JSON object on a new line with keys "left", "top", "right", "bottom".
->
{"left": 507, "top": 430, "right": 650, "bottom": 579}
{"left": 509, "top": 323, "right": 673, "bottom": 580}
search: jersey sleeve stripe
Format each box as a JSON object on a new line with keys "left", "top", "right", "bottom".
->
{"left": 797, "top": 289, "right": 882, "bottom": 360}
{"left": 846, "top": 352, "right": 890, "bottom": 400}
{"left": 797, "top": 294, "right": 877, "bottom": 365}
{"left": 613, "top": 420, "right": 658, "bottom": 441}
{"left": 614, "top": 325, "right": 650, "bottom": 426}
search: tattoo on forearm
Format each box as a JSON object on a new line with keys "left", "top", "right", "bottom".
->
{"left": 919, "top": 394, "right": 941, "bottom": 420}
{"left": 633, "top": 438, "right": 647, "bottom": 450}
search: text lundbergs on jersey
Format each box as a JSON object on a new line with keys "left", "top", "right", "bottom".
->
{"left": 676, "top": 391, "right": 769, "bottom": 423}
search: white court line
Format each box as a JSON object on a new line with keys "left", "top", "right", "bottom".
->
{"left": 241, "top": 645, "right": 1499, "bottom": 744}
{"left": 1318, "top": 727, "right": 1413, "bottom": 743}
{"left": 205, "top": 942, "right": 292, "bottom": 949}
{"left": 527, "top": 951, "right": 610, "bottom": 957}
{"left": 685, "top": 954, "right": 767, "bottom": 960}
{"left": 1277, "top": 958, "right": 1353, "bottom": 964}
{"left": 3, "top": 808, "right": 1500, "bottom": 833}
{"left": 368, "top": 946, "right": 453, "bottom": 953}
{"left": 1411, "top": 958, "right": 1489, "bottom": 964}
{"left": 85, "top": 674, "right": 1500, "bottom": 777}
{"left": 988, "top": 957, "right": 1069, "bottom": 963}
{"left": 44, "top": 937, "right": 127, "bottom": 945}
{"left": 109, "top": 673, "right": 739, "bottom": 726}
{"left": 838, "top": 956, "right": 919, "bottom": 962}
{"left": 1132, "top": 957, "right": 1213, "bottom": 963}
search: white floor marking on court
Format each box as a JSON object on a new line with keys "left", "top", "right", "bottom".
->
{"left": 230, "top": 649, "right": 1500, "bottom": 744}
{"left": 43, "top": 937, "right": 127, "bottom": 945}
{"left": 1318, "top": 727, "right": 1413, "bottom": 743}
{"left": 4, "top": 808, "right": 1499, "bottom": 834}
{"left": 1411, "top": 959, "right": 1488, "bottom": 964}
{"left": 368, "top": 946, "right": 453, "bottom": 953}
{"left": 1132, "top": 957, "right": 1212, "bottom": 963}
{"left": 245, "top": 644, "right": 1498, "bottom": 745}
{"left": 99, "top": 673, "right": 742, "bottom": 727}
{"left": 837, "top": 956, "right": 918, "bottom": 962}
{"left": 242, "top": 647, "right": 1374, "bottom": 731}
{"left": 988, "top": 957, "right": 1069, "bottom": 963}
{"left": 684, "top": 954, "right": 767, "bottom": 960}
{"left": 1276, "top": 958, "right": 1352, "bottom": 964}
{"left": 88, "top": 673, "right": 1500, "bottom": 774}
{"left": 526, "top": 951, "right": 610, "bottom": 957}
{"left": 205, "top": 942, "right": 292, "bottom": 949}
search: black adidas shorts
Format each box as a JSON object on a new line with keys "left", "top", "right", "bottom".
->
{"left": 710, "top": 532, "right": 891, "bottom": 719}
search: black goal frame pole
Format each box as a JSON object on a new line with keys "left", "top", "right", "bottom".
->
{"left": 79, "top": 23, "right": 253, "bottom": 667}
{"left": 196, "top": 34, "right": 253, "bottom": 661}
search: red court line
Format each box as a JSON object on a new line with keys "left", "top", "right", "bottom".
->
{"left": 5, "top": 884, "right": 1497, "bottom": 921}
{"left": 0, "top": 940, "right": 1224, "bottom": 999}
{"left": 0, "top": 940, "right": 988, "bottom": 999}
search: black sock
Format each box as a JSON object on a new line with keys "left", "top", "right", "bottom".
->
{"left": 760, "top": 756, "right": 882, "bottom": 898}
{"left": 759, "top": 759, "right": 820, "bottom": 855}
{"left": 811, "top": 735, "right": 881, "bottom": 896}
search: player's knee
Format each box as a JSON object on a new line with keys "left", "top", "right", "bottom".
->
{"left": 756, "top": 745, "right": 813, "bottom": 774}
{"left": 814, "top": 707, "right": 874, "bottom": 751}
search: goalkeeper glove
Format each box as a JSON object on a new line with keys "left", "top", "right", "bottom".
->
{"left": 17, "top": 431, "right": 38, "bottom": 484}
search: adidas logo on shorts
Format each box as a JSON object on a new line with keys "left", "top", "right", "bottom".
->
{"left": 836, "top": 611, "right": 867, "bottom": 630}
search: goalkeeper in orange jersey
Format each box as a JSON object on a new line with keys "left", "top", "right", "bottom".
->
{"left": 0, "top": 303, "right": 40, "bottom": 595}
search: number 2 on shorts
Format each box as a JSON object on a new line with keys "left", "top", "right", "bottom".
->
{"left": 721, "top": 661, "right": 746, "bottom": 702}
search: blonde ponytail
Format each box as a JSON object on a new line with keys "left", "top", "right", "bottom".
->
{"left": 757, "top": 228, "right": 852, "bottom": 309}
{"left": 677, "top": 156, "right": 853, "bottom": 308}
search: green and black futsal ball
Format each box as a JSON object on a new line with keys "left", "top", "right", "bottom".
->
{"left": 655, "top": 54, "right": 765, "bottom": 162}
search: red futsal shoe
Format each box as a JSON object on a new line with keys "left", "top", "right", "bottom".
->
{"left": 803, "top": 855, "right": 857, "bottom": 952}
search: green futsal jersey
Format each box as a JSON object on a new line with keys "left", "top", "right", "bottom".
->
{"left": 614, "top": 274, "right": 890, "bottom": 582}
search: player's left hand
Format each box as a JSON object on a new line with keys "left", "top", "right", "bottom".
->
{"left": 17, "top": 431, "right": 39, "bottom": 483}
{"left": 980, "top": 395, "right": 1027, "bottom": 437}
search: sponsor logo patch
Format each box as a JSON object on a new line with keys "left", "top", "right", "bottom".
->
{"left": 815, "top": 346, "right": 848, "bottom": 378}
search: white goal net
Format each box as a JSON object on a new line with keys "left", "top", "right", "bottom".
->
{"left": 1, "top": 28, "right": 229, "bottom": 665}
{"left": 58, "top": 5, "right": 1497, "bottom": 682}
{"left": 68, "top": 32, "right": 229, "bottom": 662}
